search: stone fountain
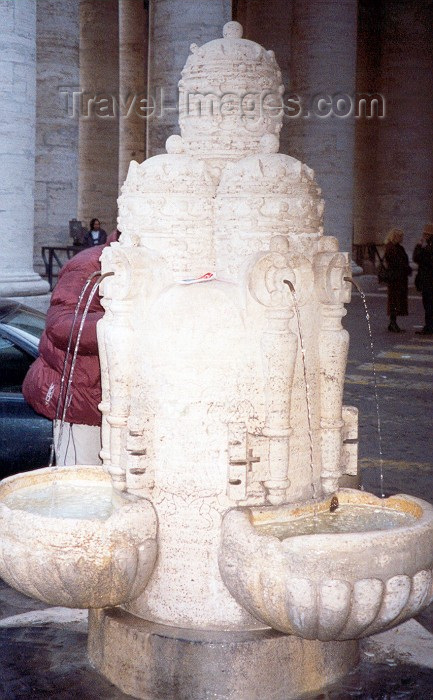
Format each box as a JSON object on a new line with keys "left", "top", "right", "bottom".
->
{"left": 1, "top": 22, "right": 433, "bottom": 700}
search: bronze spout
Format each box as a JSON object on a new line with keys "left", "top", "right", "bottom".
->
{"left": 330, "top": 495, "right": 339, "bottom": 512}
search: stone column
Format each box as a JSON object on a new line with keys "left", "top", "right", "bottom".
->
{"left": 234, "top": 0, "right": 293, "bottom": 156}
{"left": 356, "top": 0, "right": 433, "bottom": 255}
{"left": 34, "top": 0, "right": 80, "bottom": 271}
{"left": 0, "top": 0, "right": 49, "bottom": 296}
{"left": 353, "top": 0, "right": 382, "bottom": 252}
{"left": 118, "top": 0, "right": 147, "bottom": 188}
{"left": 147, "top": 0, "right": 231, "bottom": 157}
{"left": 78, "top": 0, "right": 119, "bottom": 234}
{"left": 289, "top": 0, "right": 358, "bottom": 255}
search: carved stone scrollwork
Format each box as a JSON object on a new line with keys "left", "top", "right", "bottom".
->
{"left": 178, "top": 22, "right": 284, "bottom": 161}
{"left": 315, "top": 237, "right": 352, "bottom": 306}
{"left": 314, "top": 241, "right": 352, "bottom": 494}
{"left": 248, "top": 235, "right": 314, "bottom": 310}
{"left": 100, "top": 246, "right": 133, "bottom": 301}
{"left": 117, "top": 155, "right": 216, "bottom": 277}
{"left": 99, "top": 246, "right": 153, "bottom": 491}
{"left": 247, "top": 236, "right": 309, "bottom": 505}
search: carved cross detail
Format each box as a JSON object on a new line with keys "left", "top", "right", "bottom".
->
{"left": 229, "top": 447, "right": 260, "bottom": 470}
{"left": 246, "top": 448, "right": 260, "bottom": 471}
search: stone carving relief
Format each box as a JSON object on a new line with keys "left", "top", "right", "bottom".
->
{"left": 219, "top": 493, "right": 433, "bottom": 640}
{"left": 0, "top": 467, "right": 158, "bottom": 609}
{"left": 178, "top": 22, "right": 284, "bottom": 161}
{"left": 215, "top": 154, "right": 324, "bottom": 279}
{"left": 340, "top": 405, "right": 359, "bottom": 478}
{"left": 3, "top": 22, "right": 433, "bottom": 684}
{"left": 118, "top": 154, "right": 216, "bottom": 277}
{"left": 313, "top": 239, "right": 352, "bottom": 494}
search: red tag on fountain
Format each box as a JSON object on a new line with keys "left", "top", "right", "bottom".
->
{"left": 178, "top": 272, "right": 215, "bottom": 285}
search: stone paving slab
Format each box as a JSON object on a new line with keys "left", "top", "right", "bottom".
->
{"left": 363, "top": 619, "right": 433, "bottom": 670}
{"left": 0, "top": 625, "right": 128, "bottom": 700}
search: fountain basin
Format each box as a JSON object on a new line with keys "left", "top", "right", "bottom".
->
{"left": 219, "top": 488, "right": 433, "bottom": 641}
{"left": 0, "top": 465, "right": 157, "bottom": 608}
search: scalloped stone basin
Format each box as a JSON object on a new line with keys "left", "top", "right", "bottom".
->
{"left": 0, "top": 466, "right": 157, "bottom": 609}
{"left": 219, "top": 488, "right": 433, "bottom": 641}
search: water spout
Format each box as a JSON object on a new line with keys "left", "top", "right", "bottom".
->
{"left": 330, "top": 495, "right": 339, "bottom": 512}
{"left": 284, "top": 278, "right": 295, "bottom": 294}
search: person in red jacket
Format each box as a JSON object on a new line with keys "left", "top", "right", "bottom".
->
{"left": 23, "top": 233, "right": 117, "bottom": 465}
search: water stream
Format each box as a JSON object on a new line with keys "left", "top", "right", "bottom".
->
{"left": 283, "top": 279, "right": 317, "bottom": 498}
{"left": 46, "top": 270, "right": 114, "bottom": 517}
{"left": 345, "top": 277, "right": 385, "bottom": 498}
{"left": 48, "top": 270, "right": 101, "bottom": 467}
{"left": 53, "top": 271, "right": 114, "bottom": 470}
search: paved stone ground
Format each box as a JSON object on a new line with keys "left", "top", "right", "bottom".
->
{"left": 1, "top": 286, "right": 433, "bottom": 699}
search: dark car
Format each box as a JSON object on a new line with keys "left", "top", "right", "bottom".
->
{"left": 0, "top": 299, "right": 52, "bottom": 477}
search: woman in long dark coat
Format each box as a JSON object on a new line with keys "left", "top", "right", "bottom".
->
{"left": 384, "top": 228, "right": 411, "bottom": 332}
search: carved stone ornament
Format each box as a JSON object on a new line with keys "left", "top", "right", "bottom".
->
{"left": 178, "top": 22, "right": 284, "bottom": 160}
{"left": 249, "top": 236, "right": 314, "bottom": 309}
{"left": 219, "top": 490, "right": 433, "bottom": 640}
{"left": 0, "top": 467, "right": 157, "bottom": 609}
{"left": 314, "top": 237, "right": 352, "bottom": 305}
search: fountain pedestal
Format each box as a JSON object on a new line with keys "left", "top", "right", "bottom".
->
{"left": 88, "top": 610, "right": 358, "bottom": 700}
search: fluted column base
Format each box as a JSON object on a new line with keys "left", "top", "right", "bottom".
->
{"left": 0, "top": 271, "right": 50, "bottom": 297}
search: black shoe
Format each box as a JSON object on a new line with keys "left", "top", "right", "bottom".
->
{"left": 388, "top": 322, "right": 401, "bottom": 332}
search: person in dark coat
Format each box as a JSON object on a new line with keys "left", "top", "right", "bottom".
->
{"left": 83, "top": 217, "right": 107, "bottom": 247}
{"left": 384, "top": 228, "right": 411, "bottom": 332}
{"left": 22, "top": 233, "right": 118, "bottom": 465}
{"left": 413, "top": 223, "right": 433, "bottom": 336}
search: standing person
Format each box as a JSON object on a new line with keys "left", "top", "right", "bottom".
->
{"left": 383, "top": 228, "right": 411, "bottom": 332}
{"left": 83, "top": 217, "right": 107, "bottom": 247}
{"left": 22, "top": 233, "right": 118, "bottom": 465}
{"left": 413, "top": 223, "right": 433, "bottom": 336}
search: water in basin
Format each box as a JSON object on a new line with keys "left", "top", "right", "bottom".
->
{"left": 2, "top": 481, "right": 115, "bottom": 520}
{"left": 255, "top": 504, "right": 416, "bottom": 540}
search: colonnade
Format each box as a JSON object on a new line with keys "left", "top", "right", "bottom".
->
{"left": 289, "top": 0, "right": 358, "bottom": 255}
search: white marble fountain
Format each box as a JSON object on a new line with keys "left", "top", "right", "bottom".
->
{"left": 1, "top": 22, "right": 433, "bottom": 700}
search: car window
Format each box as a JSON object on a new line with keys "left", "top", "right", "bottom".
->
{"left": 0, "top": 337, "right": 34, "bottom": 392}
{"left": 2, "top": 308, "right": 45, "bottom": 341}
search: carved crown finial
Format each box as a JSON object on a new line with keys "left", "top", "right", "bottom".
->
{"left": 165, "top": 134, "right": 185, "bottom": 154}
{"left": 222, "top": 21, "right": 243, "bottom": 39}
{"left": 179, "top": 23, "right": 283, "bottom": 159}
